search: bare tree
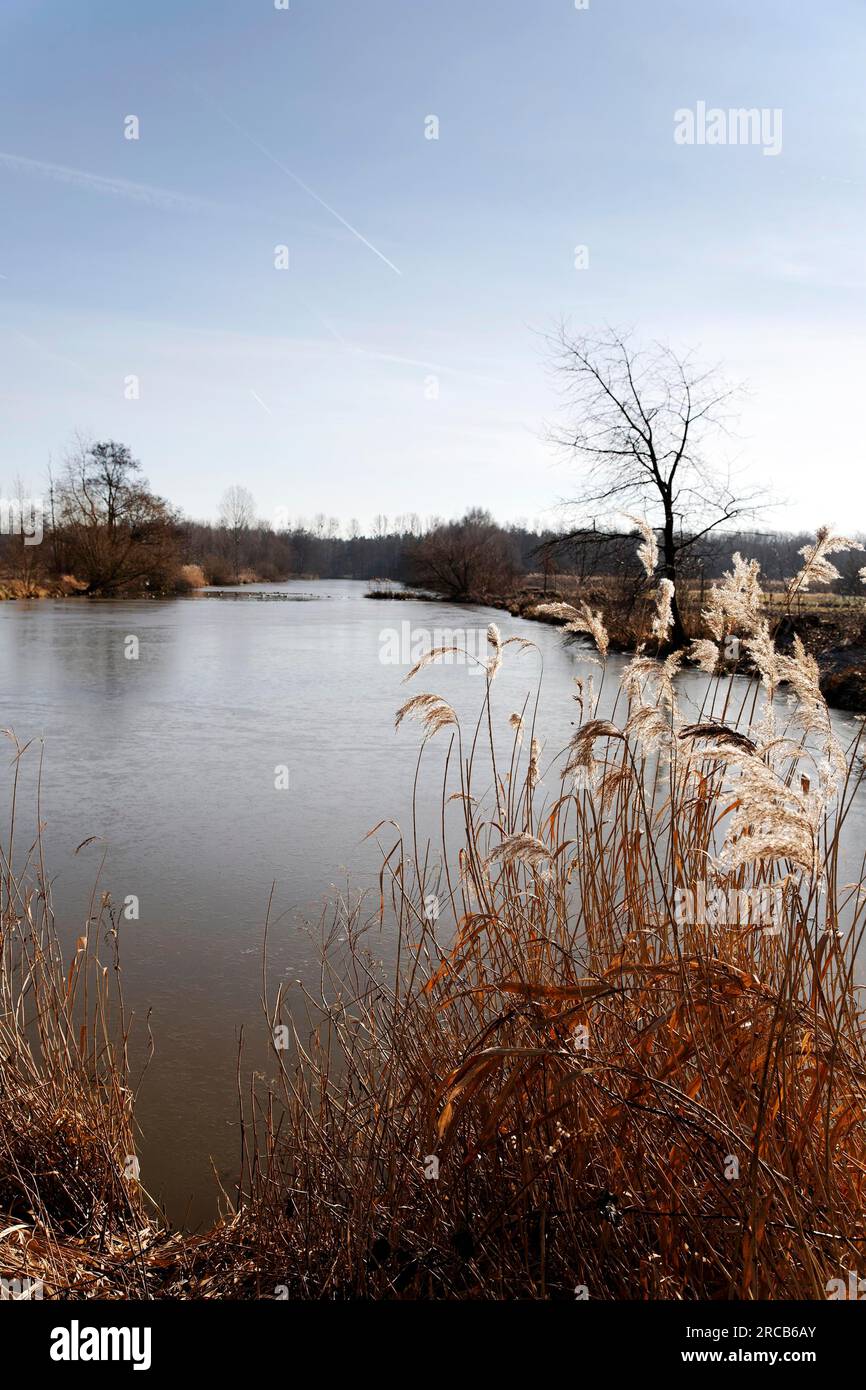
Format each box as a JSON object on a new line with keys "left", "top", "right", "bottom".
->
{"left": 56, "top": 439, "right": 180, "bottom": 593}
{"left": 47, "top": 456, "right": 63, "bottom": 576}
{"left": 409, "top": 508, "right": 518, "bottom": 600}
{"left": 218, "top": 485, "right": 256, "bottom": 582}
{"left": 549, "top": 327, "right": 763, "bottom": 646}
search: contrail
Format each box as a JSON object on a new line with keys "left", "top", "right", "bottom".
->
{"left": 191, "top": 90, "right": 402, "bottom": 277}
{"left": 0, "top": 151, "right": 214, "bottom": 210}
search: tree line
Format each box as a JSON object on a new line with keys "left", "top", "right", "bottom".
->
{"left": 3, "top": 333, "right": 862, "bottom": 605}
{"left": 1, "top": 433, "right": 861, "bottom": 603}
{"left": 1, "top": 437, "right": 858, "bottom": 602}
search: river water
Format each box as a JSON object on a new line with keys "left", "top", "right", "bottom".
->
{"left": 1, "top": 581, "right": 863, "bottom": 1226}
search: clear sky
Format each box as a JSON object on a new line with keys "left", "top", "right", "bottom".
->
{"left": 1, "top": 0, "right": 863, "bottom": 532}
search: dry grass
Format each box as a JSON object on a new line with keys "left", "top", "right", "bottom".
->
{"left": 0, "top": 737, "right": 165, "bottom": 1296}
{"left": 2, "top": 538, "right": 866, "bottom": 1299}
{"left": 218, "top": 626, "right": 866, "bottom": 1298}
{"left": 0, "top": 579, "right": 56, "bottom": 600}
{"left": 174, "top": 563, "right": 208, "bottom": 591}
{"left": 520, "top": 570, "right": 866, "bottom": 652}
{"left": 0, "top": 575, "right": 89, "bottom": 601}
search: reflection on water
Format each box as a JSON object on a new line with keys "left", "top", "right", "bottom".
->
{"left": 1, "top": 581, "right": 863, "bottom": 1225}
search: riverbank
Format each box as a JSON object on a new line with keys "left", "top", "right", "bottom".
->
{"left": 0, "top": 564, "right": 286, "bottom": 600}
{"left": 368, "top": 580, "right": 866, "bottom": 713}
{"left": 488, "top": 585, "right": 866, "bottom": 714}
{"left": 0, "top": 576, "right": 88, "bottom": 600}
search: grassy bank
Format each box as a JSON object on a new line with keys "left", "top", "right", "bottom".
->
{"left": 490, "top": 571, "right": 866, "bottom": 713}
{"left": 2, "top": 540, "right": 866, "bottom": 1299}
{"left": 0, "top": 567, "right": 210, "bottom": 601}
{"left": 0, "top": 576, "right": 90, "bottom": 601}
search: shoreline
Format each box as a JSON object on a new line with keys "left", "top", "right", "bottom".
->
{"left": 496, "top": 591, "right": 866, "bottom": 715}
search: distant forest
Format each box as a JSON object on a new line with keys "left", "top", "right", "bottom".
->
{"left": 180, "top": 513, "right": 866, "bottom": 596}
{"left": 2, "top": 439, "right": 864, "bottom": 600}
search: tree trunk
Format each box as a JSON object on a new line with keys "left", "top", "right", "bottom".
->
{"left": 662, "top": 503, "right": 688, "bottom": 648}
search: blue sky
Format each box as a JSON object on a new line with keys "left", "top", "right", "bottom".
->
{"left": 1, "top": 0, "right": 864, "bottom": 531}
